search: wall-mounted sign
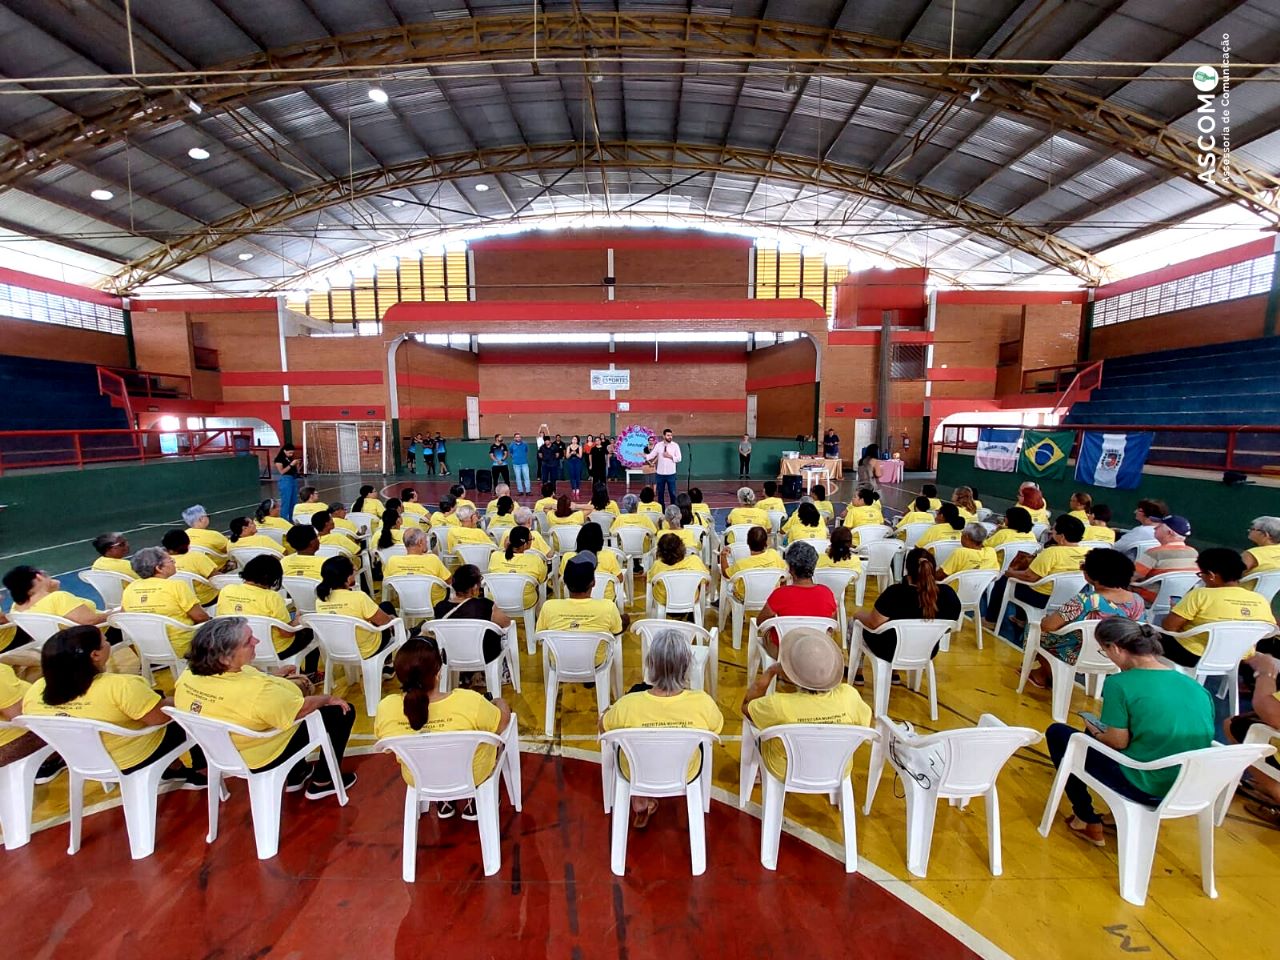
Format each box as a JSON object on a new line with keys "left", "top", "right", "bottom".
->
{"left": 590, "top": 369, "right": 631, "bottom": 391}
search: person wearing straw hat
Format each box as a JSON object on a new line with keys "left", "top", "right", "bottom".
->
{"left": 741, "top": 628, "right": 871, "bottom": 780}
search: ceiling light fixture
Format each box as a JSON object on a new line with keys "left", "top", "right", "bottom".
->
{"left": 784, "top": 68, "right": 801, "bottom": 94}
{"left": 588, "top": 48, "right": 604, "bottom": 84}
{"left": 368, "top": 86, "right": 389, "bottom": 104}
{"left": 90, "top": 188, "right": 114, "bottom": 201}
{"left": 391, "top": 199, "right": 406, "bottom": 207}
{"left": 474, "top": 183, "right": 490, "bottom": 192}
{"left": 187, "top": 146, "right": 210, "bottom": 160}
{"left": 238, "top": 252, "right": 254, "bottom": 261}
{"left": 185, "top": 97, "right": 203, "bottom": 115}
{"left": 969, "top": 85, "right": 984, "bottom": 102}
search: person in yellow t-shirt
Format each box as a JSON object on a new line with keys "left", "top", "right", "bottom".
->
{"left": 817, "top": 527, "right": 863, "bottom": 573}
{"left": 1082, "top": 504, "right": 1117, "bottom": 543}
{"left": 783, "top": 501, "right": 828, "bottom": 545}
{"left": 176, "top": 617, "right": 354, "bottom": 798}
{"left": 534, "top": 481, "right": 559, "bottom": 515}
{"left": 24, "top": 625, "right": 202, "bottom": 784}
{"left": 985, "top": 515, "right": 1088, "bottom": 630}
{"left": 4, "top": 566, "right": 112, "bottom": 631}
{"left": 353, "top": 484, "right": 385, "bottom": 519}
{"left": 0, "top": 661, "right": 50, "bottom": 767}
{"left": 429, "top": 495, "right": 461, "bottom": 529}
{"left": 490, "top": 526, "right": 549, "bottom": 609}
{"left": 216, "top": 554, "right": 315, "bottom": 663}
{"left": 228, "top": 517, "right": 285, "bottom": 556}
{"left": 1244, "top": 516, "right": 1280, "bottom": 574}
{"left": 374, "top": 505, "right": 407, "bottom": 554}
{"left": 601, "top": 629, "right": 724, "bottom": 827}
{"left": 376, "top": 637, "right": 511, "bottom": 817}
{"left": 987, "top": 506, "right": 1038, "bottom": 550}
{"left": 383, "top": 528, "right": 453, "bottom": 607}
{"left": 182, "top": 504, "right": 230, "bottom": 558}
{"left": 549, "top": 495, "right": 586, "bottom": 527}
{"left": 402, "top": 487, "right": 430, "bottom": 521}
{"left": 636, "top": 487, "right": 664, "bottom": 517}
{"left": 556, "top": 523, "right": 622, "bottom": 601}
{"left": 916, "top": 504, "right": 965, "bottom": 549}
{"left": 756, "top": 480, "right": 785, "bottom": 515}
{"left": 537, "top": 554, "right": 629, "bottom": 640}
{"left": 720, "top": 526, "right": 786, "bottom": 603}
{"left": 91, "top": 532, "right": 137, "bottom": 580}
{"left": 1016, "top": 482, "right": 1051, "bottom": 527}
{"left": 647, "top": 534, "right": 709, "bottom": 608}
{"left": 282, "top": 525, "right": 326, "bottom": 580}
{"left": 661, "top": 504, "right": 704, "bottom": 553}
{"left": 842, "top": 488, "right": 886, "bottom": 530}
{"left": 327, "top": 503, "right": 368, "bottom": 542}
{"left": 484, "top": 483, "right": 513, "bottom": 514}
{"left": 488, "top": 495, "right": 518, "bottom": 531}
{"left": 920, "top": 484, "right": 944, "bottom": 512}
{"left": 447, "top": 505, "right": 494, "bottom": 553}
{"left": 1066, "top": 491, "right": 1093, "bottom": 524}
{"left": 575, "top": 486, "right": 621, "bottom": 519}
{"left": 255, "top": 498, "right": 294, "bottom": 534}
{"left": 687, "top": 487, "right": 713, "bottom": 525}
{"left": 503, "top": 508, "right": 552, "bottom": 556}
{"left": 1161, "top": 548, "right": 1279, "bottom": 665}
{"left": 952, "top": 486, "right": 980, "bottom": 522}
{"left": 163, "top": 529, "right": 225, "bottom": 606}
{"left": 810, "top": 484, "right": 836, "bottom": 522}
{"left": 613, "top": 494, "right": 659, "bottom": 542}
{"left": 727, "top": 487, "right": 770, "bottom": 541}
{"left": 311, "top": 511, "right": 360, "bottom": 557}
{"left": 315, "top": 555, "right": 396, "bottom": 658}
{"left": 122, "top": 546, "right": 211, "bottom": 655}
{"left": 894, "top": 496, "right": 937, "bottom": 537}
{"left": 444, "top": 483, "right": 475, "bottom": 513}
{"left": 293, "top": 486, "right": 326, "bottom": 522}
{"left": 939, "top": 524, "right": 1000, "bottom": 578}
{"left": 742, "top": 627, "right": 872, "bottom": 780}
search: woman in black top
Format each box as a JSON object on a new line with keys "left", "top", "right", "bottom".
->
{"left": 432, "top": 564, "right": 512, "bottom": 669}
{"left": 274, "top": 444, "right": 301, "bottom": 521}
{"left": 589, "top": 435, "right": 610, "bottom": 487}
{"left": 853, "top": 548, "right": 960, "bottom": 678}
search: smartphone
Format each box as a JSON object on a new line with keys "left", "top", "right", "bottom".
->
{"left": 1077, "top": 711, "right": 1108, "bottom": 732}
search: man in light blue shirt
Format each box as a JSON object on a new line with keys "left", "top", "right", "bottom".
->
{"left": 508, "top": 432, "right": 530, "bottom": 494}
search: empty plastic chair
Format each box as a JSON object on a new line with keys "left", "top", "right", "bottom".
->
{"left": 163, "top": 707, "right": 348, "bottom": 860}
{"left": 551, "top": 524, "right": 583, "bottom": 555}
{"left": 484, "top": 572, "right": 543, "bottom": 656}
{"left": 601, "top": 728, "right": 718, "bottom": 876}
{"left": 858, "top": 539, "right": 904, "bottom": 598}
{"left": 994, "top": 572, "right": 1086, "bottom": 638}
{"left": 455, "top": 542, "right": 496, "bottom": 572}
{"left": 230, "top": 546, "right": 279, "bottom": 568}
{"left": 6, "top": 611, "right": 78, "bottom": 651}
{"left": 614, "top": 527, "right": 654, "bottom": 601}
{"left": 864, "top": 715, "right": 1041, "bottom": 877}
{"left": 995, "top": 541, "right": 1039, "bottom": 573}
{"left": 850, "top": 524, "right": 889, "bottom": 546}
{"left": 376, "top": 544, "right": 407, "bottom": 568}
{"left": 901, "top": 523, "right": 932, "bottom": 550}
{"left": 381, "top": 574, "right": 447, "bottom": 629}
{"left": 1038, "top": 734, "right": 1274, "bottom": 905}
{"left": 849, "top": 619, "right": 954, "bottom": 721}
{"left": 929, "top": 540, "right": 962, "bottom": 569}
{"left": 812, "top": 567, "right": 860, "bottom": 641}
{"left": 1242, "top": 570, "right": 1280, "bottom": 605}
{"left": 282, "top": 576, "right": 321, "bottom": 615}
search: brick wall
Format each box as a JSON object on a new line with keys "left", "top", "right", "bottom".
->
{"left": 396, "top": 341, "right": 477, "bottom": 438}
{"left": 746, "top": 339, "right": 817, "bottom": 438}
{"left": 0, "top": 315, "right": 129, "bottom": 366}
{"left": 1089, "top": 295, "right": 1269, "bottom": 360}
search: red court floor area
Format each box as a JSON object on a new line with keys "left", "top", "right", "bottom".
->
{"left": 2, "top": 753, "right": 979, "bottom": 960}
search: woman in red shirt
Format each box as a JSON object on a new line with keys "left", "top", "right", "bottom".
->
{"left": 756, "top": 542, "right": 838, "bottom": 657}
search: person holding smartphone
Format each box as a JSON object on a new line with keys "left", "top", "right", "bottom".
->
{"left": 1044, "top": 619, "right": 1215, "bottom": 846}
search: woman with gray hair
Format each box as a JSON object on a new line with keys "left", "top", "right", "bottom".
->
{"left": 182, "top": 504, "right": 230, "bottom": 558}
{"left": 175, "top": 617, "right": 357, "bottom": 800}
{"left": 727, "top": 486, "right": 770, "bottom": 543}
{"left": 600, "top": 628, "right": 724, "bottom": 829}
{"left": 121, "top": 545, "right": 210, "bottom": 656}
{"left": 662, "top": 503, "right": 700, "bottom": 552}
{"left": 1244, "top": 516, "right": 1280, "bottom": 573}
{"left": 756, "top": 542, "right": 839, "bottom": 658}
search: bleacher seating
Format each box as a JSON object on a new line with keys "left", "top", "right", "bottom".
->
{"left": 1065, "top": 337, "right": 1280, "bottom": 427}
{"left": 0, "top": 356, "right": 129, "bottom": 431}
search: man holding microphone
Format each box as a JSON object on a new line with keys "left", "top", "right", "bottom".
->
{"left": 645, "top": 427, "right": 682, "bottom": 507}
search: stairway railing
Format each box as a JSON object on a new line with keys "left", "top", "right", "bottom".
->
{"left": 1050, "top": 360, "right": 1104, "bottom": 419}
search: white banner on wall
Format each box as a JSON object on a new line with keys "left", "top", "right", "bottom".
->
{"left": 590, "top": 369, "right": 631, "bottom": 391}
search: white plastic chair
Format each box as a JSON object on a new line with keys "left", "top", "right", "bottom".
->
{"left": 645, "top": 570, "right": 711, "bottom": 626}
{"left": 929, "top": 540, "right": 962, "bottom": 568}
{"left": 901, "top": 523, "right": 932, "bottom": 550}
{"left": 293, "top": 507, "right": 322, "bottom": 525}
{"left": 994, "top": 572, "right": 1086, "bottom": 637}
{"left": 455, "top": 542, "right": 496, "bottom": 572}
{"left": 376, "top": 544, "right": 407, "bottom": 568}
{"left": 1156, "top": 621, "right": 1279, "bottom": 716}
{"left": 747, "top": 616, "right": 840, "bottom": 688}
{"left": 485, "top": 572, "right": 543, "bottom": 655}
{"left": 300, "top": 613, "right": 409, "bottom": 716}
{"left": 589, "top": 572, "right": 627, "bottom": 623}
{"left": 791, "top": 537, "right": 831, "bottom": 555}
{"left": 108, "top": 612, "right": 194, "bottom": 683}
{"left": 718, "top": 567, "right": 786, "bottom": 651}
{"left": 864, "top": 715, "right": 1041, "bottom": 877}
{"left": 996, "top": 541, "right": 1040, "bottom": 573}
{"left": 282, "top": 575, "right": 321, "bottom": 614}
{"left": 376, "top": 720, "right": 522, "bottom": 880}
{"left": 631, "top": 619, "right": 720, "bottom": 698}
{"left": 767, "top": 511, "right": 787, "bottom": 546}
{"left": 315, "top": 545, "right": 347, "bottom": 560}
{"left": 170, "top": 569, "right": 219, "bottom": 603}
{"left": 614, "top": 526, "right": 655, "bottom": 601}
{"left": 381, "top": 573, "right": 448, "bottom": 628}
{"left": 1133, "top": 571, "right": 1200, "bottom": 623}
{"left": 1215, "top": 721, "right": 1280, "bottom": 825}
{"left": 1030, "top": 522, "right": 1049, "bottom": 541}
{"left": 347, "top": 512, "right": 377, "bottom": 538}
{"left": 14, "top": 714, "right": 193, "bottom": 860}
{"left": 589, "top": 512, "right": 616, "bottom": 540}
{"left": 162, "top": 706, "right": 347, "bottom": 860}
{"left": 188, "top": 544, "right": 224, "bottom": 561}
{"left": 6, "top": 610, "right": 79, "bottom": 649}
{"left": 258, "top": 527, "right": 285, "bottom": 545}
{"left": 600, "top": 728, "right": 718, "bottom": 876}
{"left": 79, "top": 569, "right": 131, "bottom": 608}
{"left": 723, "top": 523, "right": 758, "bottom": 547}
{"left": 230, "top": 546, "right": 279, "bottom": 567}
{"left": 812, "top": 567, "right": 860, "bottom": 640}
{"left": 849, "top": 619, "right": 954, "bottom": 721}
{"left": 1242, "top": 569, "right": 1280, "bottom": 605}
{"left": 537, "top": 630, "right": 615, "bottom": 736}
{"left": 214, "top": 614, "right": 318, "bottom": 673}
{"left": 851, "top": 524, "right": 889, "bottom": 546}
{"left": 738, "top": 720, "right": 879, "bottom": 872}
{"left": 1016, "top": 619, "right": 1117, "bottom": 723}
{"left": 420, "top": 619, "right": 521, "bottom": 697}
{"left": 941, "top": 569, "right": 1000, "bottom": 649}
{"left": 0, "top": 722, "right": 55, "bottom": 849}
{"left": 551, "top": 524, "right": 584, "bottom": 555}
{"left": 209, "top": 573, "right": 242, "bottom": 591}
{"left": 1038, "top": 734, "right": 1275, "bottom": 905}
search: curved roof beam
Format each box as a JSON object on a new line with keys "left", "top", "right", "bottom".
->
{"left": 2, "top": 12, "right": 1278, "bottom": 221}
{"left": 106, "top": 140, "right": 1104, "bottom": 292}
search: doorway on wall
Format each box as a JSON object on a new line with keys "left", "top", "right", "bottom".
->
{"left": 302, "top": 420, "right": 387, "bottom": 474}
{"left": 746, "top": 394, "right": 758, "bottom": 437}
{"left": 854, "top": 418, "right": 877, "bottom": 460}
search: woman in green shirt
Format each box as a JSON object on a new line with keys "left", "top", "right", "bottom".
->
{"left": 1045, "top": 619, "right": 1214, "bottom": 846}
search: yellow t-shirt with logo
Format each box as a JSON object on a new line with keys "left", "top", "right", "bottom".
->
{"left": 647, "top": 555, "right": 708, "bottom": 606}
{"left": 941, "top": 546, "right": 999, "bottom": 576}
{"left": 1082, "top": 525, "right": 1117, "bottom": 543}
{"left": 549, "top": 511, "right": 586, "bottom": 526}
{"left": 987, "top": 529, "right": 1037, "bottom": 550}
{"left": 814, "top": 501, "right": 835, "bottom": 520}
{"left": 320, "top": 532, "right": 359, "bottom": 556}
{"left": 92, "top": 556, "right": 137, "bottom": 579}
{"left": 638, "top": 502, "right": 664, "bottom": 517}
{"left": 895, "top": 511, "right": 936, "bottom": 534}
{"left": 491, "top": 552, "right": 549, "bottom": 608}
{"left": 281, "top": 554, "right": 325, "bottom": 580}
{"left": 174, "top": 551, "right": 220, "bottom": 606}
{"left": 375, "top": 690, "right": 504, "bottom": 786}
{"left": 747, "top": 684, "right": 873, "bottom": 780}
{"left": 536, "top": 598, "right": 623, "bottom": 635}
{"left": 175, "top": 666, "right": 303, "bottom": 768}
{"left": 230, "top": 534, "right": 284, "bottom": 555}
{"left": 613, "top": 514, "right": 658, "bottom": 537}
{"left": 757, "top": 497, "right": 785, "bottom": 514}
{"left": 817, "top": 554, "right": 863, "bottom": 573}
{"left": 602, "top": 689, "right": 725, "bottom": 779}
{"left": 842, "top": 504, "right": 885, "bottom": 529}
{"left": 1025, "top": 506, "right": 1051, "bottom": 526}
{"left": 727, "top": 507, "right": 770, "bottom": 539}
{"left": 23, "top": 673, "right": 164, "bottom": 769}
{"left": 534, "top": 497, "right": 558, "bottom": 514}
{"left": 557, "top": 551, "right": 622, "bottom": 600}
{"left": 187, "top": 527, "right": 229, "bottom": 556}
{"left": 216, "top": 582, "right": 293, "bottom": 652}
{"left": 429, "top": 511, "right": 460, "bottom": 528}
{"left": 447, "top": 525, "right": 495, "bottom": 553}
{"left": 1169, "top": 585, "right": 1278, "bottom": 655}
{"left": 316, "top": 588, "right": 384, "bottom": 657}
{"left": 783, "top": 520, "right": 827, "bottom": 543}
{"left": 489, "top": 514, "right": 516, "bottom": 529}
{"left": 1247, "top": 544, "right": 1280, "bottom": 573}
{"left": 727, "top": 551, "right": 786, "bottom": 602}
{"left": 258, "top": 515, "right": 292, "bottom": 531}
{"left": 403, "top": 502, "right": 429, "bottom": 518}
{"left": 25, "top": 590, "right": 98, "bottom": 620}
{"left": 1027, "top": 544, "right": 1090, "bottom": 595}
{"left": 122, "top": 576, "right": 200, "bottom": 654}
{"left": 0, "top": 664, "right": 30, "bottom": 748}
{"left": 917, "top": 525, "right": 961, "bottom": 548}
{"left": 383, "top": 554, "right": 452, "bottom": 607}
{"left": 293, "top": 503, "right": 324, "bottom": 518}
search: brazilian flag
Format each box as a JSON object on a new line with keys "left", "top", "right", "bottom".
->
{"left": 1018, "top": 430, "right": 1074, "bottom": 481}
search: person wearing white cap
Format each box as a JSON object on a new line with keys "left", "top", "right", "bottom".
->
{"left": 741, "top": 627, "right": 871, "bottom": 780}
{"left": 1131, "top": 515, "right": 1197, "bottom": 604}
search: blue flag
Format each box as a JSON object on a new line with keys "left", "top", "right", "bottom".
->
{"left": 974, "top": 428, "right": 1020, "bottom": 472}
{"left": 1074, "top": 431, "right": 1154, "bottom": 489}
